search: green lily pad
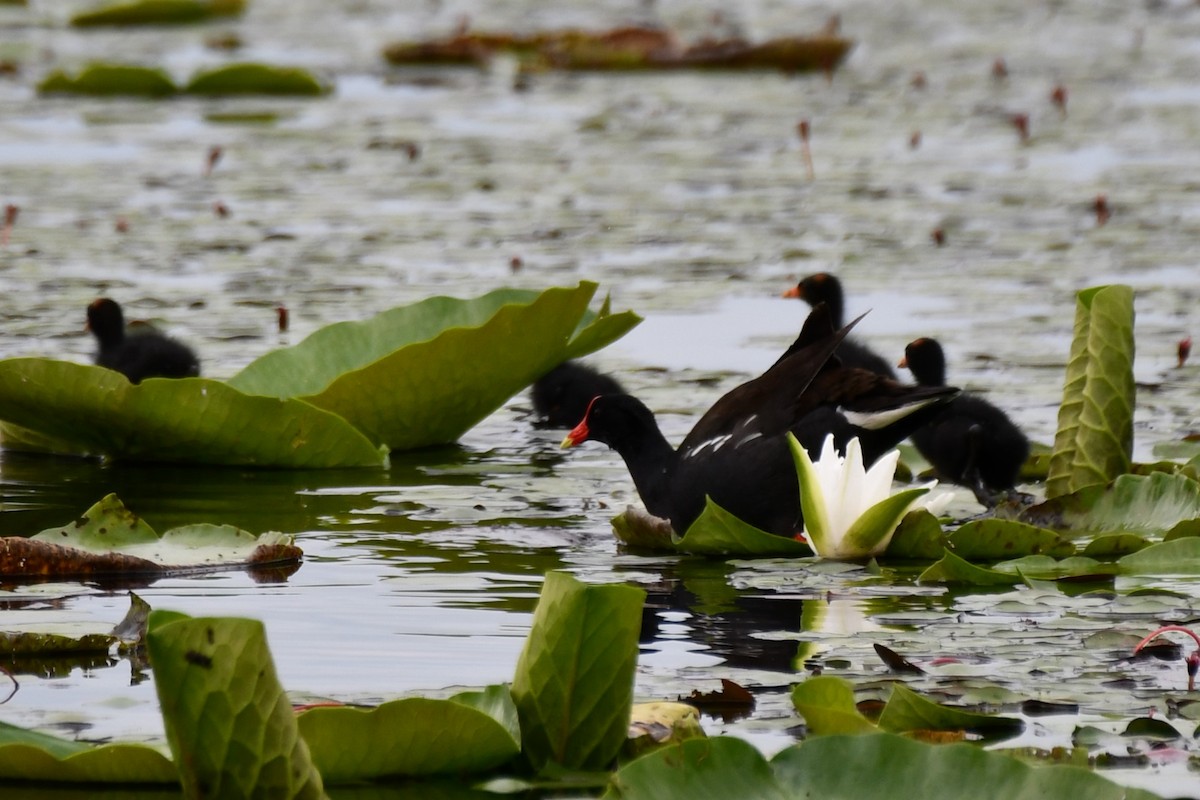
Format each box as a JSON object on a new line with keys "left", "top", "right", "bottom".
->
{"left": 229, "top": 282, "right": 640, "bottom": 450}
{"left": 71, "top": 0, "right": 243, "bottom": 26}
{"left": 1046, "top": 285, "right": 1135, "bottom": 499}
{"left": 674, "top": 498, "right": 811, "bottom": 557}
{"left": 790, "top": 676, "right": 878, "bottom": 736}
{"left": 884, "top": 508, "right": 947, "bottom": 560}
{"left": 511, "top": 571, "right": 644, "bottom": 772}
{"left": 771, "top": 733, "right": 1160, "bottom": 800}
{"left": 38, "top": 64, "right": 177, "bottom": 96}
{"left": 603, "top": 735, "right": 787, "bottom": 799}
{"left": 1026, "top": 472, "right": 1200, "bottom": 536}
{"left": 299, "top": 686, "right": 520, "bottom": 781}
{"left": 184, "top": 63, "right": 327, "bottom": 96}
{"left": 0, "top": 284, "right": 635, "bottom": 464}
{"left": 918, "top": 549, "right": 1022, "bottom": 586}
{"left": 947, "top": 519, "right": 1075, "bottom": 561}
{"left": 1081, "top": 533, "right": 1150, "bottom": 557}
{"left": 0, "top": 362, "right": 385, "bottom": 467}
{"left": 877, "top": 683, "right": 1023, "bottom": 740}
{"left": 147, "top": 610, "right": 326, "bottom": 798}
{"left": 1, "top": 591, "right": 149, "bottom": 658}
{"left": 0, "top": 721, "right": 177, "bottom": 784}
{"left": 1118, "top": 537, "right": 1200, "bottom": 574}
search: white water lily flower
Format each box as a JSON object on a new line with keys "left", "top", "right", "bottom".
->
{"left": 789, "top": 433, "right": 935, "bottom": 560}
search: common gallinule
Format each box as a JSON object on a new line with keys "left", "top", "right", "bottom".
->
{"left": 899, "top": 337, "right": 1028, "bottom": 506}
{"left": 783, "top": 272, "right": 896, "bottom": 378}
{"left": 87, "top": 298, "right": 201, "bottom": 384}
{"left": 561, "top": 306, "right": 958, "bottom": 537}
{"left": 532, "top": 361, "right": 625, "bottom": 429}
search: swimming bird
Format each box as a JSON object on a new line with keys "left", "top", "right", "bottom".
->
{"left": 87, "top": 298, "right": 201, "bottom": 384}
{"left": 899, "top": 337, "right": 1029, "bottom": 506}
{"left": 783, "top": 272, "right": 896, "bottom": 378}
{"left": 560, "top": 306, "right": 957, "bottom": 537}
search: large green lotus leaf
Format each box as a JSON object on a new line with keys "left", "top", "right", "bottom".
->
{"left": 71, "top": 0, "right": 243, "bottom": 26}
{"left": 511, "top": 571, "right": 644, "bottom": 772}
{"left": 298, "top": 686, "right": 520, "bottom": 781}
{"left": 603, "top": 736, "right": 788, "bottom": 800}
{"left": 772, "top": 733, "right": 1161, "bottom": 800}
{"left": 1046, "top": 285, "right": 1135, "bottom": 499}
{"left": 1118, "top": 538, "right": 1200, "bottom": 575}
{"left": 228, "top": 282, "right": 640, "bottom": 450}
{"left": 675, "top": 498, "right": 811, "bottom": 557}
{"left": 918, "top": 549, "right": 1022, "bottom": 586}
{"left": 946, "top": 519, "right": 1075, "bottom": 561}
{"left": 38, "top": 64, "right": 177, "bottom": 96}
{"left": 1026, "top": 472, "right": 1200, "bottom": 536}
{"left": 790, "top": 676, "right": 878, "bottom": 736}
{"left": 0, "top": 359, "right": 384, "bottom": 467}
{"left": 146, "top": 611, "right": 326, "bottom": 799}
{"left": 184, "top": 64, "right": 327, "bottom": 96}
{"left": 877, "top": 683, "right": 1023, "bottom": 740}
{"left": 0, "top": 721, "right": 177, "bottom": 784}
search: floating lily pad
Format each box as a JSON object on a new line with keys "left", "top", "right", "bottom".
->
{"left": 184, "top": 63, "right": 327, "bottom": 96}
{"left": 674, "top": 498, "right": 811, "bottom": 557}
{"left": 1, "top": 591, "right": 148, "bottom": 659}
{"left": 0, "top": 494, "right": 302, "bottom": 580}
{"left": 298, "top": 686, "right": 520, "bottom": 780}
{"left": 885, "top": 509, "right": 947, "bottom": 560}
{"left": 1118, "top": 537, "right": 1200, "bottom": 575}
{"left": 919, "top": 549, "right": 1022, "bottom": 586}
{"left": 71, "top": 0, "right": 244, "bottom": 26}
{"left": 877, "top": 683, "right": 1023, "bottom": 741}
{"left": 611, "top": 506, "right": 676, "bottom": 551}
{"left": 38, "top": 64, "right": 177, "bottom": 96}
{"left": 947, "top": 519, "right": 1075, "bottom": 561}
{"left": 1046, "top": 285, "right": 1135, "bottom": 499}
{"left": 0, "top": 721, "right": 177, "bottom": 784}
{"left": 1024, "top": 472, "right": 1200, "bottom": 536}
{"left": 791, "top": 675, "right": 878, "bottom": 736}
{"left": 624, "top": 702, "right": 706, "bottom": 760}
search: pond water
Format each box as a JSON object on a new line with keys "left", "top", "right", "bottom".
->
{"left": 1, "top": 0, "right": 1200, "bottom": 796}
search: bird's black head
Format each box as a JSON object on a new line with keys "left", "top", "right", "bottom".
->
{"left": 561, "top": 393, "right": 658, "bottom": 451}
{"left": 900, "top": 337, "right": 947, "bottom": 386}
{"left": 86, "top": 298, "right": 125, "bottom": 344}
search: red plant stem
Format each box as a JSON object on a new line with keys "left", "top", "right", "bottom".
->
{"left": 797, "top": 119, "right": 815, "bottom": 181}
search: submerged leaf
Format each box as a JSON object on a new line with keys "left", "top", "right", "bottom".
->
{"left": 1046, "top": 285, "right": 1135, "bottom": 499}
{"left": 147, "top": 611, "right": 326, "bottom": 798}
{"left": 71, "top": 0, "right": 243, "bottom": 26}
{"left": 184, "top": 63, "right": 327, "bottom": 96}
{"left": 511, "top": 572, "right": 644, "bottom": 772}
{"left": 38, "top": 64, "right": 177, "bottom": 96}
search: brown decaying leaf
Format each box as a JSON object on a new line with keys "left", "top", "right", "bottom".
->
{"left": 0, "top": 537, "right": 302, "bottom": 579}
{"left": 383, "top": 27, "right": 852, "bottom": 73}
{"left": 682, "top": 678, "right": 754, "bottom": 713}
{"left": 874, "top": 642, "right": 924, "bottom": 674}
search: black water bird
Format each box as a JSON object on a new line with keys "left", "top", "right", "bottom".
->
{"left": 560, "top": 306, "right": 958, "bottom": 537}
{"left": 87, "top": 298, "right": 201, "bottom": 384}
{"left": 531, "top": 361, "right": 625, "bottom": 429}
{"left": 783, "top": 272, "right": 896, "bottom": 379}
{"left": 900, "top": 337, "right": 1029, "bottom": 506}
